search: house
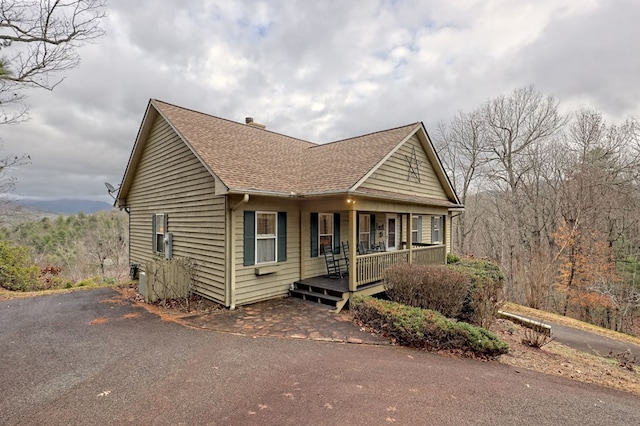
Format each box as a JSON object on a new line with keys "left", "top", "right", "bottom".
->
{"left": 116, "top": 99, "right": 463, "bottom": 310}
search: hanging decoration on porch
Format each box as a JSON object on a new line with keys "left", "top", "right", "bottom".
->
{"left": 405, "top": 146, "right": 421, "bottom": 183}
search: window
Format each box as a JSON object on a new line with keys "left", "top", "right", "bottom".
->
{"left": 310, "top": 212, "right": 340, "bottom": 257}
{"left": 411, "top": 215, "right": 422, "bottom": 243}
{"left": 319, "top": 213, "right": 333, "bottom": 255}
{"left": 256, "top": 212, "right": 277, "bottom": 264}
{"left": 431, "top": 216, "right": 442, "bottom": 244}
{"left": 152, "top": 213, "right": 167, "bottom": 254}
{"left": 244, "top": 211, "right": 287, "bottom": 266}
{"left": 359, "top": 214, "right": 371, "bottom": 250}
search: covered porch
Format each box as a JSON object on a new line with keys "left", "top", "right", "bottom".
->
{"left": 293, "top": 196, "right": 451, "bottom": 311}
{"left": 291, "top": 243, "right": 446, "bottom": 311}
{"left": 353, "top": 243, "right": 446, "bottom": 288}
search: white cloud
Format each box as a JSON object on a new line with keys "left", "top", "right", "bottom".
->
{"left": 2, "top": 0, "right": 638, "bottom": 201}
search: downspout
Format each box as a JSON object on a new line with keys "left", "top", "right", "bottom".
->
{"left": 228, "top": 194, "right": 249, "bottom": 309}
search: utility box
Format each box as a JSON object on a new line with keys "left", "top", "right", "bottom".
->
{"left": 138, "top": 272, "right": 148, "bottom": 301}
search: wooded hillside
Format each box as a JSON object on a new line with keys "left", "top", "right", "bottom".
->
{"left": 0, "top": 210, "right": 128, "bottom": 289}
{"left": 436, "top": 86, "right": 640, "bottom": 334}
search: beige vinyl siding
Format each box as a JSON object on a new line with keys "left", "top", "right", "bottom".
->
{"left": 233, "top": 198, "right": 301, "bottom": 306}
{"left": 127, "top": 114, "right": 226, "bottom": 303}
{"left": 301, "top": 211, "right": 349, "bottom": 279}
{"left": 360, "top": 135, "right": 448, "bottom": 201}
{"left": 397, "top": 213, "right": 451, "bottom": 252}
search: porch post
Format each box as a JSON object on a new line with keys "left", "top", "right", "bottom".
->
{"left": 407, "top": 212, "right": 413, "bottom": 264}
{"left": 349, "top": 209, "right": 357, "bottom": 291}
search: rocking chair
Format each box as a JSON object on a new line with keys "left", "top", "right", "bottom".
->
{"left": 323, "top": 244, "right": 345, "bottom": 279}
{"left": 341, "top": 241, "right": 350, "bottom": 269}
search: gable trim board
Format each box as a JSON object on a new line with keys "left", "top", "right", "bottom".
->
{"left": 118, "top": 99, "right": 463, "bottom": 308}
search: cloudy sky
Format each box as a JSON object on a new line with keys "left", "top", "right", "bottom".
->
{"left": 2, "top": 0, "right": 639, "bottom": 202}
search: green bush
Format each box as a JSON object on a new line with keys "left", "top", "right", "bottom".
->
{"left": 449, "top": 259, "right": 504, "bottom": 328}
{"left": 384, "top": 263, "right": 470, "bottom": 319}
{"left": 447, "top": 252, "right": 460, "bottom": 264}
{"left": 0, "top": 241, "right": 40, "bottom": 291}
{"left": 351, "top": 296, "right": 508, "bottom": 357}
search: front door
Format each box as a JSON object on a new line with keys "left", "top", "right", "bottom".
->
{"left": 387, "top": 214, "right": 398, "bottom": 251}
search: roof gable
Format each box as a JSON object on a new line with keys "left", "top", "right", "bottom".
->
{"left": 356, "top": 126, "right": 454, "bottom": 203}
{"left": 296, "top": 123, "right": 420, "bottom": 194}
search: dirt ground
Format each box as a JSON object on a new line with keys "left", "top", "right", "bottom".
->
{"left": 492, "top": 318, "right": 640, "bottom": 396}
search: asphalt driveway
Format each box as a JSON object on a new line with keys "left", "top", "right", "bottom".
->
{"left": 1, "top": 288, "right": 639, "bottom": 425}
{"left": 547, "top": 322, "right": 640, "bottom": 362}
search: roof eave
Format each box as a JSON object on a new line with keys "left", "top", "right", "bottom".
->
{"left": 116, "top": 100, "right": 158, "bottom": 208}
{"left": 349, "top": 189, "right": 463, "bottom": 208}
{"left": 227, "top": 188, "right": 299, "bottom": 198}
{"left": 417, "top": 122, "right": 462, "bottom": 206}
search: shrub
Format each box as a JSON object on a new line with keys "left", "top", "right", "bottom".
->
{"left": 449, "top": 259, "right": 504, "bottom": 328}
{"left": 351, "top": 296, "right": 508, "bottom": 357}
{"left": 522, "top": 328, "right": 555, "bottom": 348}
{"left": 446, "top": 252, "right": 460, "bottom": 264}
{"left": 384, "top": 263, "right": 470, "bottom": 319}
{"left": 0, "top": 241, "right": 41, "bottom": 291}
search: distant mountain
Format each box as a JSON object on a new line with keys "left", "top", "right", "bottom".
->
{"left": 18, "top": 199, "right": 115, "bottom": 215}
{"left": 0, "top": 201, "right": 57, "bottom": 226}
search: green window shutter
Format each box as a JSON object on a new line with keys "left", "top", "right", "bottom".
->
{"left": 333, "top": 213, "right": 340, "bottom": 254}
{"left": 243, "top": 211, "right": 255, "bottom": 266}
{"left": 151, "top": 214, "right": 157, "bottom": 252}
{"left": 310, "top": 212, "right": 318, "bottom": 257}
{"left": 417, "top": 216, "right": 422, "bottom": 243}
{"left": 277, "top": 212, "right": 287, "bottom": 262}
{"left": 370, "top": 214, "right": 375, "bottom": 244}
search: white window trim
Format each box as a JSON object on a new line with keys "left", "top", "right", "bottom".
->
{"left": 318, "top": 213, "right": 334, "bottom": 255}
{"left": 154, "top": 213, "right": 165, "bottom": 254}
{"left": 256, "top": 211, "right": 277, "bottom": 264}
{"left": 432, "top": 216, "right": 442, "bottom": 244}
{"left": 412, "top": 215, "right": 422, "bottom": 244}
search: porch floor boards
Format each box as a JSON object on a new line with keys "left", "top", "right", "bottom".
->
{"left": 295, "top": 276, "right": 349, "bottom": 292}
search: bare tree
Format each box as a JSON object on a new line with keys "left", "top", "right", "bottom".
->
{"left": 555, "top": 110, "right": 640, "bottom": 329}
{"left": 435, "top": 109, "right": 488, "bottom": 254}
{"left": 481, "top": 86, "right": 567, "bottom": 302}
{"left": 0, "top": 0, "right": 106, "bottom": 124}
{"left": 80, "top": 210, "right": 128, "bottom": 279}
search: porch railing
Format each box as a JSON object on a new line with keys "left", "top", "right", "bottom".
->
{"left": 355, "top": 245, "right": 446, "bottom": 287}
{"left": 412, "top": 245, "right": 446, "bottom": 265}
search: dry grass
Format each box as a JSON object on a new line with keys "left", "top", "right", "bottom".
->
{"left": 0, "top": 282, "right": 123, "bottom": 301}
{"left": 504, "top": 302, "right": 640, "bottom": 347}
{"left": 0, "top": 287, "right": 81, "bottom": 300}
{"left": 494, "top": 309, "right": 640, "bottom": 396}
